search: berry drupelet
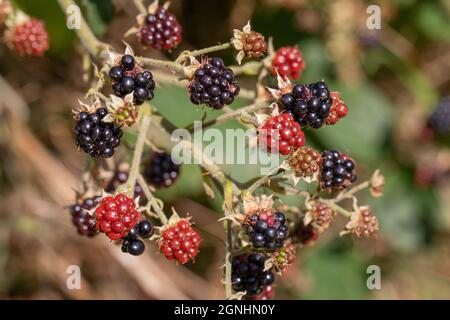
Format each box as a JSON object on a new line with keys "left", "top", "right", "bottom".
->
{"left": 109, "top": 55, "right": 155, "bottom": 106}
{"left": 159, "top": 219, "right": 202, "bottom": 264}
{"left": 74, "top": 107, "right": 122, "bottom": 158}
{"left": 188, "top": 57, "right": 240, "bottom": 109}
{"left": 231, "top": 253, "right": 275, "bottom": 297}
{"left": 144, "top": 152, "right": 180, "bottom": 188}
{"left": 121, "top": 220, "right": 153, "bottom": 256}
{"left": 428, "top": 97, "right": 450, "bottom": 135}
{"left": 69, "top": 196, "right": 101, "bottom": 237}
{"left": 326, "top": 92, "right": 348, "bottom": 125}
{"left": 245, "top": 211, "right": 289, "bottom": 250}
{"left": 279, "top": 81, "right": 332, "bottom": 129}
{"left": 320, "top": 149, "right": 356, "bottom": 190}
{"left": 260, "top": 113, "right": 305, "bottom": 155}
{"left": 95, "top": 193, "right": 140, "bottom": 240}
{"left": 271, "top": 46, "right": 305, "bottom": 80}
{"left": 139, "top": 6, "right": 182, "bottom": 51}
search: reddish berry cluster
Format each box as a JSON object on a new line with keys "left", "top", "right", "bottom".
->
{"left": 159, "top": 219, "right": 201, "bottom": 264}
{"left": 140, "top": 6, "right": 182, "bottom": 51}
{"left": 69, "top": 196, "right": 100, "bottom": 237}
{"left": 95, "top": 194, "right": 140, "bottom": 240}
{"left": 6, "top": 18, "right": 49, "bottom": 57}
{"left": 326, "top": 92, "right": 348, "bottom": 125}
{"left": 260, "top": 113, "right": 305, "bottom": 155}
{"left": 271, "top": 243, "right": 296, "bottom": 273}
{"left": 288, "top": 146, "right": 321, "bottom": 177}
{"left": 242, "top": 31, "right": 267, "bottom": 59}
{"left": 271, "top": 47, "right": 305, "bottom": 80}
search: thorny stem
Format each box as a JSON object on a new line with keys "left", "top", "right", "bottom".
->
{"left": 136, "top": 56, "right": 184, "bottom": 73}
{"left": 137, "top": 175, "right": 168, "bottom": 225}
{"left": 175, "top": 42, "right": 232, "bottom": 64}
{"left": 223, "top": 181, "right": 235, "bottom": 300}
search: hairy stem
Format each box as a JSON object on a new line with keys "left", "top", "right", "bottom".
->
{"left": 244, "top": 169, "right": 284, "bottom": 195}
{"left": 333, "top": 181, "right": 370, "bottom": 203}
{"left": 175, "top": 42, "right": 232, "bottom": 63}
{"left": 322, "top": 201, "right": 352, "bottom": 218}
{"left": 137, "top": 175, "right": 168, "bottom": 225}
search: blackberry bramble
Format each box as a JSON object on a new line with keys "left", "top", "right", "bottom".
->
{"left": 231, "top": 253, "right": 275, "bottom": 297}
{"left": 139, "top": 6, "right": 182, "bottom": 51}
{"left": 279, "top": 81, "right": 332, "bottom": 129}
{"left": 74, "top": 107, "right": 122, "bottom": 158}
{"left": 109, "top": 55, "right": 155, "bottom": 105}
{"left": 188, "top": 57, "right": 240, "bottom": 109}
{"left": 320, "top": 149, "right": 356, "bottom": 190}
{"left": 144, "top": 152, "right": 180, "bottom": 188}
{"left": 69, "top": 196, "right": 101, "bottom": 237}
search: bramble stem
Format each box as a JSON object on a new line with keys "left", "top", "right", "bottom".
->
{"left": 126, "top": 113, "right": 151, "bottom": 196}
{"left": 137, "top": 175, "right": 168, "bottom": 225}
{"left": 175, "top": 42, "right": 232, "bottom": 64}
{"left": 244, "top": 169, "right": 284, "bottom": 195}
{"left": 223, "top": 181, "right": 235, "bottom": 299}
{"left": 137, "top": 56, "right": 184, "bottom": 73}
{"left": 322, "top": 201, "right": 352, "bottom": 218}
{"left": 333, "top": 181, "right": 370, "bottom": 203}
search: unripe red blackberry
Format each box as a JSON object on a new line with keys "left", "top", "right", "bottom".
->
{"left": 69, "top": 196, "right": 100, "bottom": 237}
{"left": 259, "top": 113, "right": 305, "bottom": 155}
{"left": 241, "top": 31, "right": 267, "bottom": 59}
{"left": 244, "top": 211, "right": 289, "bottom": 251}
{"left": 95, "top": 193, "right": 140, "bottom": 240}
{"left": 73, "top": 107, "right": 123, "bottom": 158}
{"left": 428, "top": 97, "right": 450, "bottom": 134}
{"left": 5, "top": 18, "right": 49, "bottom": 57}
{"left": 271, "top": 46, "right": 305, "bottom": 80}
{"left": 158, "top": 219, "right": 202, "bottom": 264}
{"left": 320, "top": 149, "right": 356, "bottom": 190}
{"left": 188, "top": 57, "right": 240, "bottom": 109}
{"left": 231, "top": 253, "right": 275, "bottom": 298}
{"left": 109, "top": 55, "right": 155, "bottom": 105}
{"left": 288, "top": 147, "right": 321, "bottom": 177}
{"left": 139, "top": 6, "right": 182, "bottom": 51}
{"left": 143, "top": 152, "right": 180, "bottom": 188}
{"left": 326, "top": 92, "right": 348, "bottom": 125}
{"left": 279, "top": 81, "right": 332, "bottom": 129}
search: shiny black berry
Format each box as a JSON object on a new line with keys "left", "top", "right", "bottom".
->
{"left": 232, "top": 253, "right": 275, "bottom": 298}
{"left": 137, "top": 220, "right": 153, "bottom": 238}
{"left": 428, "top": 97, "right": 450, "bottom": 134}
{"left": 74, "top": 108, "right": 122, "bottom": 158}
{"left": 127, "top": 239, "right": 145, "bottom": 256}
{"left": 245, "top": 212, "right": 289, "bottom": 250}
{"left": 121, "top": 54, "right": 135, "bottom": 70}
{"left": 279, "top": 81, "right": 332, "bottom": 128}
{"left": 144, "top": 152, "right": 181, "bottom": 188}
{"left": 109, "top": 66, "right": 124, "bottom": 82}
{"left": 320, "top": 149, "right": 357, "bottom": 190}
{"left": 69, "top": 196, "right": 100, "bottom": 237}
{"left": 189, "top": 57, "right": 239, "bottom": 110}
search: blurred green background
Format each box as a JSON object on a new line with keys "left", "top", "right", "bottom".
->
{"left": 0, "top": 0, "right": 449, "bottom": 299}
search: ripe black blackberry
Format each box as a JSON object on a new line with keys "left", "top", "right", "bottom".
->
{"left": 320, "top": 149, "right": 356, "bottom": 190}
{"left": 245, "top": 211, "right": 289, "bottom": 250}
{"left": 188, "top": 57, "right": 240, "bottom": 109}
{"left": 428, "top": 97, "right": 450, "bottom": 134}
{"left": 143, "top": 152, "right": 180, "bottom": 188}
{"left": 109, "top": 55, "right": 155, "bottom": 106}
{"left": 74, "top": 107, "right": 122, "bottom": 158}
{"left": 139, "top": 6, "right": 182, "bottom": 51}
{"left": 121, "top": 220, "right": 153, "bottom": 256}
{"left": 69, "top": 196, "right": 101, "bottom": 237}
{"left": 231, "top": 253, "right": 275, "bottom": 297}
{"left": 279, "top": 81, "right": 332, "bottom": 129}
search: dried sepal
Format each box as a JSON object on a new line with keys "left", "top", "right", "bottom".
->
{"left": 232, "top": 21, "right": 267, "bottom": 65}
{"left": 72, "top": 98, "right": 103, "bottom": 119}
{"left": 303, "top": 201, "right": 335, "bottom": 233}
{"left": 369, "top": 169, "right": 384, "bottom": 198}
{"left": 183, "top": 56, "right": 201, "bottom": 79}
{"left": 265, "top": 72, "right": 293, "bottom": 100}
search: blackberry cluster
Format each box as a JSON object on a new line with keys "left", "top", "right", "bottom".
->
{"left": 279, "top": 81, "right": 332, "bottom": 129}
{"left": 231, "top": 253, "right": 275, "bottom": 297}
{"left": 241, "top": 31, "right": 267, "bottom": 59}
{"left": 428, "top": 97, "right": 450, "bottom": 134}
{"left": 69, "top": 196, "right": 100, "bottom": 237}
{"left": 245, "top": 211, "right": 289, "bottom": 250}
{"left": 121, "top": 220, "right": 154, "bottom": 256}
{"left": 139, "top": 6, "right": 182, "bottom": 51}
{"left": 74, "top": 107, "right": 122, "bottom": 158}
{"left": 144, "top": 152, "right": 180, "bottom": 188}
{"left": 109, "top": 55, "right": 155, "bottom": 106}
{"left": 320, "top": 149, "right": 356, "bottom": 190}
{"left": 189, "top": 57, "right": 240, "bottom": 109}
